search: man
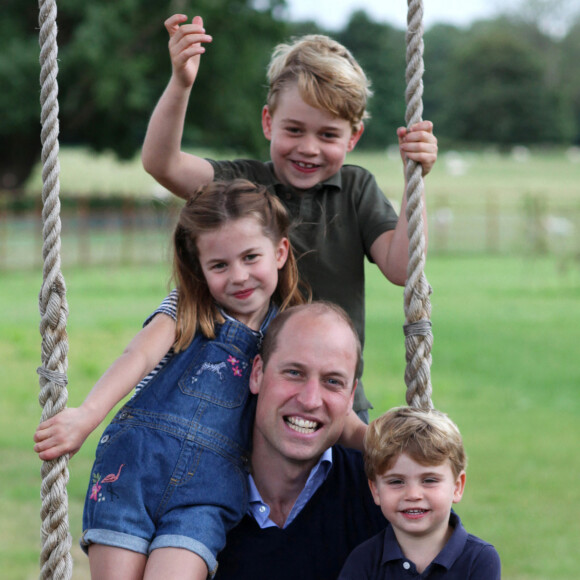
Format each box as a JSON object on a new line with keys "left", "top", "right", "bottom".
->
{"left": 214, "top": 302, "right": 386, "bottom": 579}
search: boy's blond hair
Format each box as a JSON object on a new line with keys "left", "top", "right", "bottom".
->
{"left": 266, "top": 34, "right": 372, "bottom": 132}
{"left": 364, "top": 406, "right": 467, "bottom": 481}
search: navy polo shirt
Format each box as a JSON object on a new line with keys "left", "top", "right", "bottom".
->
{"left": 338, "top": 512, "right": 501, "bottom": 579}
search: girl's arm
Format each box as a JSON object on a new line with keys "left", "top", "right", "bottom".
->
{"left": 142, "top": 14, "right": 214, "bottom": 199}
{"left": 33, "top": 313, "right": 176, "bottom": 461}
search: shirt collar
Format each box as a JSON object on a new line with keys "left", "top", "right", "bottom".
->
{"left": 247, "top": 447, "right": 334, "bottom": 529}
{"left": 265, "top": 161, "right": 343, "bottom": 195}
{"left": 381, "top": 511, "right": 467, "bottom": 571}
{"left": 431, "top": 511, "right": 468, "bottom": 569}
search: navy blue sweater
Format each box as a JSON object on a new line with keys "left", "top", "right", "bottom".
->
{"left": 214, "top": 446, "right": 386, "bottom": 580}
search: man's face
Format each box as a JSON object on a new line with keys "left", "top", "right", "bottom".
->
{"left": 262, "top": 83, "right": 363, "bottom": 191}
{"left": 250, "top": 310, "right": 358, "bottom": 468}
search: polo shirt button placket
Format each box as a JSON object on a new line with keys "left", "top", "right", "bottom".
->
{"left": 403, "top": 561, "right": 411, "bottom": 570}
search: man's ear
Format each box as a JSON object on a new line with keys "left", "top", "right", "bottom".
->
{"left": 347, "top": 123, "right": 364, "bottom": 152}
{"left": 249, "top": 354, "right": 264, "bottom": 395}
{"left": 262, "top": 105, "right": 273, "bottom": 140}
{"left": 348, "top": 378, "right": 358, "bottom": 413}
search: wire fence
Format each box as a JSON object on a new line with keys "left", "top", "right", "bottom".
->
{"left": 1, "top": 193, "right": 579, "bottom": 271}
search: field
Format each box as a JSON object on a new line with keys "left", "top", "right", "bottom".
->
{"left": 2, "top": 148, "right": 580, "bottom": 578}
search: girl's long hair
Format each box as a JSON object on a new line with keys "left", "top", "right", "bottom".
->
{"left": 173, "top": 179, "right": 307, "bottom": 351}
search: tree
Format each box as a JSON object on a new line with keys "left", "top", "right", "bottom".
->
{"left": 0, "top": 0, "right": 288, "bottom": 193}
{"left": 439, "top": 22, "right": 561, "bottom": 146}
{"left": 423, "top": 24, "right": 468, "bottom": 147}
{"left": 336, "top": 11, "right": 406, "bottom": 149}
{"left": 502, "top": 0, "right": 580, "bottom": 37}
{"left": 0, "top": 3, "right": 45, "bottom": 190}
{"left": 559, "top": 19, "right": 580, "bottom": 143}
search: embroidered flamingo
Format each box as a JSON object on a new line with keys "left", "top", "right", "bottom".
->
{"left": 101, "top": 463, "right": 125, "bottom": 483}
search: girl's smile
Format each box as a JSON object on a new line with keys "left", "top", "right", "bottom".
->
{"left": 197, "top": 217, "right": 289, "bottom": 330}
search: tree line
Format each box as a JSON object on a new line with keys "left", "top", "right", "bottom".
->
{"left": 2, "top": 0, "right": 579, "bottom": 192}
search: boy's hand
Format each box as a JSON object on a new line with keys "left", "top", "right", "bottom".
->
{"left": 33, "top": 407, "right": 94, "bottom": 461}
{"left": 397, "top": 120, "right": 438, "bottom": 176}
{"left": 165, "top": 14, "right": 213, "bottom": 88}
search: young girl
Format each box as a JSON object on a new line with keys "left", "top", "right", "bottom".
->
{"left": 34, "top": 179, "right": 306, "bottom": 579}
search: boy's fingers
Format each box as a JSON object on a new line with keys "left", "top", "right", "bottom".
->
{"left": 408, "top": 120, "right": 434, "bottom": 134}
{"left": 165, "top": 13, "right": 188, "bottom": 36}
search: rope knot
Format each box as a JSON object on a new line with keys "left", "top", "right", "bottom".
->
{"left": 403, "top": 319, "right": 432, "bottom": 338}
{"left": 37, "top": 366, "right": 69, "bottom": 387}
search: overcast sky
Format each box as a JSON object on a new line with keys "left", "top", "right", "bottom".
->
{"left": 286, "top": 0, "right": 500, "bottom": 30}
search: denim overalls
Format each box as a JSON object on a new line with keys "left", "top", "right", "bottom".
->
{"left": 81, "top": 305, "right": 277, "bottom": 574}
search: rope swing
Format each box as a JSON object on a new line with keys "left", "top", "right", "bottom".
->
{"left": 403, "top": 0, "right": 433, "bottom": 409}
{"left": 33, "top": 2, "right": 431, "bottom": 575}
{"left": 37, "top": 0, "right": 73, "bottom": 577}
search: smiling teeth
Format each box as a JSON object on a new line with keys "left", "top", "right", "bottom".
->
{"left": 295, "top": 161, "right": 317, "bottom": 169}
{"left": 286, "top": 416, "right": 318, "bottom": 434}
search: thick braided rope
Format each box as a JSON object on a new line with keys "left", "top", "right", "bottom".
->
{"left": 38, "top": 0, "right": 73, "bottom": 578}
{"left": 403, "top": 0, "right": 433, "bottom": 409}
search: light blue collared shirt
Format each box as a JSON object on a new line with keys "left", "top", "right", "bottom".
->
{"left": 247, "top": 447, "right": 334, "bottom": 529}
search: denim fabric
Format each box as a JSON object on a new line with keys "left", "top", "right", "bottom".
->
{"left": 81, "top": 306, "right": 277, "bottom": 573}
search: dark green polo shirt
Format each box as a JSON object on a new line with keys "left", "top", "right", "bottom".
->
{"left": 210, "top": 159, "right": 399, "bottom": 412}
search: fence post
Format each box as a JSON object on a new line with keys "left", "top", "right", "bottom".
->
{"left": 0, "top": 203, "right": 6, "bottom": 269}
{"left": 121, "top": 198, "right": 135, "bottom": 264}
{"left": 486, "top": 193, "right": 499, "bottom": 253}
{"left": 77, "top": 198, "right": 90, "bottom": 267}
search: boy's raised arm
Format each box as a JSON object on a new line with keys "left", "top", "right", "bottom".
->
{"left": 370, "top": 121, "right": 437, "bottom": 285}
{"left": 142, "top": 14, "right": 215, "bottom": 199}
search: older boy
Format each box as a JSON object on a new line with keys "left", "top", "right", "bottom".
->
{"left": 142, "top": 15, "right": 438, "bottom": 420}
{"left": 338, "top": 407, "right": 501, "bottom": 579}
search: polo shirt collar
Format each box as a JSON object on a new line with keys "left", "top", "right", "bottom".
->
{"left": 431, "top": 511, "right": 468, "bottom": 570}
{"left": 381, "top": 511, "right": 467, "bottom": 572}
{"left": 265, "top": 161, "right": 343, "bottom": 195}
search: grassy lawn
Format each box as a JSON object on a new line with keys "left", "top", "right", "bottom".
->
{"left": 1, "top": 254, "right": 579, "bottom": 578}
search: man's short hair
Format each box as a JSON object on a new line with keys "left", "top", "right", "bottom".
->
{"left": 266, "top": 34, "right": 372, "bottom": 132}
{"left": 364, "top": 406, "right": 467, "bottom": 480}
{"left": 260, "top": 301, "right": 363, "bottom": 383}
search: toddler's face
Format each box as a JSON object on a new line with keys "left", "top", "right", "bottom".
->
{"left": 369, "top": 452, "right": 465, "bottom": 543}
{"left": 262, "top": 84, "right": 363, "bottom": 191}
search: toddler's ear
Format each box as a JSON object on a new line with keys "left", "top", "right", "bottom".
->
{"left": 453, "top": 471, "right": 466, "bottom": 503}
{"left": 368, "top": 479, "right": 381, "bottom": 507}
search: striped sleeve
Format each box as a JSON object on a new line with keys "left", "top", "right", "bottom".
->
{"left": 133, "top": 289, "right": 178, "bottom": 394}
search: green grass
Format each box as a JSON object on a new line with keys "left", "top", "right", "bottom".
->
{"left": 23, "top": 146, "right": 580, "bottom": 211}
{"left": 2, "top": 256, "right": 579, "bottom": 578}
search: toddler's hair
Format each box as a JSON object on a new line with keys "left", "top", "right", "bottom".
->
{"left": 172, "top": 179, "right": 305, "bottom": 350}
{"left": 267, "top": 34, "right": 372, "bottom": 132}
{"left": 364, "top": 406, "right": 467, "bottom": 481}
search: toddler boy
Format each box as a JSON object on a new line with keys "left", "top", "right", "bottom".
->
{"left": 339, "top": 406, "right": 501, "bottom": 578}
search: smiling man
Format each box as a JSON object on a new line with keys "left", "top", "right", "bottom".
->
{"left": 213, "top": 302, "right": 386, "bottom": 580}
